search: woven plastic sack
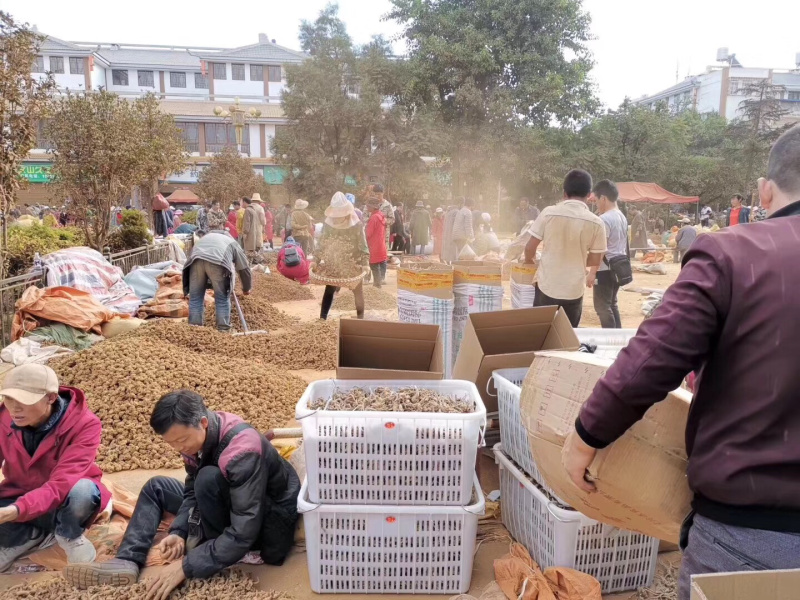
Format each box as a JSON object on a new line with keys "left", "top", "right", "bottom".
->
{"left": 453, "top": 282, "right": 503, "bottom": 368}
{"left": 398, "top": 288, "right": 454, "bottom": 378}
{"left": 511, "top": 281, "right": 536, "bottom": 309}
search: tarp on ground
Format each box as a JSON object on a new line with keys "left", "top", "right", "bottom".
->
{"left": 617, "top": 182, "right": 699, "bottom": 204}
{"left": 124, "top": 261, "right": 183, "bottom": 302}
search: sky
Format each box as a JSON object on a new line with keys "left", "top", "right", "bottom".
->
{"left": 4, "top": 0, "right": 799, "bottom": 109}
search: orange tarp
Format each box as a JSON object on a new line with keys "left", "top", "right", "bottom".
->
{"left": 12, "top": 286, "right": 121, "bottom": 341}
{"left": 617, "top": 182, "right": 699, "bottom": 204}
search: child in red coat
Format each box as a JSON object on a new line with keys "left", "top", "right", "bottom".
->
{"left": 365, "top": 198, "right": 388, "bottom": 287}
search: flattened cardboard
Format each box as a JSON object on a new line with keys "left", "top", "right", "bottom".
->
{"left": 691, "top": 570, "right": 800, "bottom": 600}
{"left": 452, "top": 307, "right": 579, "bottom": 412}
{"left": 397, "top": 262, "right": 454, "bottom": 300}
{"left": 452, "top": 261, "right": 503, "bottom": 286}
{"left": 337, "top": 319, "right": 444, "bottom": 380}
{"left": 521, "top": 351, "right": 692, "bottom": 543}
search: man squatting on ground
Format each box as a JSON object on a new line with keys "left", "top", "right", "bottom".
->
{"left": 65, "top": 390, "right": 301, "bottom": 600}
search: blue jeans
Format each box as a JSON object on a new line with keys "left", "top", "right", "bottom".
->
{"left": 188, "top": 260, "right": 231, "bottom": 331}
{"left": 0, "top": 479, "right": 101, "bottom": 546}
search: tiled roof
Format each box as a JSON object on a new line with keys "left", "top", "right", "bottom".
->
{"left": 40, "top": 35, "right": 91, "bottom": 54}
{"left": 198, "top": 43, "right": 306, "bottom": 63}
{"left": 158, "top": 100, "right": 285, "bottom": 119}
{"left": 95, "top": 48, "right": 202, "bottom": 69}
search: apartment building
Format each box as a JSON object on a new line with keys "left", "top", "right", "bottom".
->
{"left": 21, "top": 32, "right": 305, "bottom": 205}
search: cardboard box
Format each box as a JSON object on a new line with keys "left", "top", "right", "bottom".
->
{"left": 521, "top": 350, "right": 693, "bottom": 543}
{"left": 452, "top": 261, "right": 503, "bottom": 286}
{"left": 691, "top": 570, "right": 800, "bottom": 600}
{"left": 337, "top": 319, "right": 444, "bottom": 380}
{"left": 510, "top": 263, "right": 538, "bottom": 285}
{"left": 397, "top": 262, "right": 453, "bottom": 300}
{"left": 452, "top": 307, "right": 579, "bottom": 412}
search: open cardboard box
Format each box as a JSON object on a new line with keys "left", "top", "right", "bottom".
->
{"left": 691, "top": 570, "right": 800, "bottom": 600}
{"left": 521, "top": 350, "right": 693, "bottom": 544}
{"left": 337, "top": 319, "right": 444, "bottom": 380}
{"left": 452, "top": 306, "right": 579, "bottom": 411}
{"left": 452, "top": 261, "right": 503, "bottom": 286}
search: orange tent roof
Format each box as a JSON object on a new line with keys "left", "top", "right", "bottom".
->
{"left": 165, "top": 189, "right": 200, "bottom": 204}
{"left": 617, "top": 182, "right": 699, "bottom": 204}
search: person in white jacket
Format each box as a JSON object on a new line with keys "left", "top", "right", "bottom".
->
{"left": 451, "top": 197, "right": 475, "bottom": 257}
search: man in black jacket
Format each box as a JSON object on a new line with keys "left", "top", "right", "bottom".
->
{"left": 64, "top": 391, "right": 300, "bottom": 599}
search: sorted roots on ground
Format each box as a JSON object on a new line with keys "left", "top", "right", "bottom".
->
{"left": 309, "top": 387, "right": 475, "bottom": 413}
{"left": 246, "top": 272, "right": 314, "bottom": 303}
{"left": 204, "top": 292, "right": 298, "bottom": 331}
{"left": 314, "top": 237, "right": 362, "bottom": 279}
{"left": 332, "top": 285, "right": 396, "bottom": 311}
{"left": 50, "top": 327, "right": 309, "bottom": 472}
{"left": 5, "top": 569, "right": 292, "bottom": 600}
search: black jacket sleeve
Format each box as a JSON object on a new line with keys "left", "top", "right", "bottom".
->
{"left": 169, "top": 469, "right": 197, "bottom": 539}
{"left": 182, "top": 452, "right": 267, "bottom": 579}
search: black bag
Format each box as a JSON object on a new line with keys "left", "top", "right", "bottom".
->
{"left": 605, "top": 254, "right": 633, "bottom": 286}
{"left": 283, "top": 245, "right": 301, "bottom": 267}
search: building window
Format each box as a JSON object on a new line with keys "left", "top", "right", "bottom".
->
{"left": 231, "top": 63, "right": 245, "bottom": 81}
{"left": 36, "top": 121, "right": 54, "bottom": 150}
{"left": 69, "top": 57, "right": 85, "bottom": 74}
{"left": 50, "top": 56, "right": 64, "bottom": 74}
{"left": 170, "top": 72, "right": 186, "bottom": 88}
{"left": 789, "top": 91, "right": 800, "bottom": 101}
{"left": 138, "top": 70, "right": 155, "bottom": 87}
{"left": 112, "top": 69, "right": 129, "bottom": 86}
{"left": 32, "top": 55, "right": 44, "bottom": 72}
{"left": 204, "top": 122, "right": 250, "bottom": 154}
{"left": 213, "top": 62, "right": 226, "bottom": 80}
{"left": 250, "top": 64, "right": 263, "bottom": 81}
{"left": 176, "top": 121, "right": 199, "bottom": 153}
{"left": 268, "top": 66, "right": 282, "bottom": 82}
{"left": 195, "top": 72, "right": 209, "bottom": 89}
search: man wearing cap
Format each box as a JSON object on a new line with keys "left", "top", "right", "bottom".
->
{"left": 0, "top": 364, "right": 110, "bottom": 571}
{"left": 289, "top": 199, "right": 314, "bottom": 256}
{"left": 410, "top": 200, "right": 432, "bottom": 255}
{"left": 372, "top": 184, "right": 395, "bottom": 250}
{"left": 674, "top": 217, "right": 698, "bottom": 266}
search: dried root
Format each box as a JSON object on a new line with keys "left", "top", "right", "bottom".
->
{"left": 309, "top": 387, "right": 474, "bottom": 413}
{"left": 314, "top": 237, "right": 362, "bottom": 279}
{"left": 332, "top": 286, "right": 396, "bottom": 311}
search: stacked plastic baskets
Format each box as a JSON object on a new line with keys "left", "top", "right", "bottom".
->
{"left": 490, "top": 366, "right": 660, "bottom": 594}
{"left": 296, "top": 379, "right": 487, "bottom": 595}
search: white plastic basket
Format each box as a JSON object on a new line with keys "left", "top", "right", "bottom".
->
{"left": 489, "top": 368, "right": 564, "bottom": 503}
{"left": 574, "top": 328, "right": 637, "bottom": 359}
{"left": 298, "top": 474, "right": 484, "bottom": 595}
{"left": 494, "top": 445, "right": 659, "bottom": 594}
{"left": 297, "top": 379, "right": 487, "bottom": 505}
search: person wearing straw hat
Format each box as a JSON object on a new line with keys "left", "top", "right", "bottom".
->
{"left": 289, "top": 199, "right": 314, "bottom": 257}
{"left": 674, "top": 217, "right": 697, "bottom": 266}
{"left": 0, "top": 364, "right": 111, "bottom": 570}
{"left": 249, "top": 194, "right": 267, "bottom": 249}
{"left": 410, "top": 200, "right": 432, "bottom": 255}
{"left": 318, "top": 192, "right": 369, "bottom": 320}
{"left": 240, "top": 198, "right": 260, "bottom": 252}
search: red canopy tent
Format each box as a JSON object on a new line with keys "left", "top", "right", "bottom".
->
{"left": 165, "top": 189, "right": 200, "bottom": 205}
{"left": 616, "top": 182, "right": 699, "bottom": 204}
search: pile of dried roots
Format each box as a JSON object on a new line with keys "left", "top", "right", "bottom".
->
{"left": 332, "top": 285, "right": 396, "bottom": 311}
{"left": 314, "top": 237, "right": 362, "bottom": 279}
{"left": 245, "top": 271, "right": 314, "bottom": 304}
{"left": 309, "top": 387, "right": 475, "bottom": 413}
{"left": 204, "top": 292, "right": 298, "bottom": 331}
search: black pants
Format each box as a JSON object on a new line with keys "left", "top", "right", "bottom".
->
{"left": 391, "top": 235, "right": 406, "bottom": 253}
{"left": 370, "top": 262, "right": 387, "bottom": 287}
{"left": 593, "top": 271, "right": 621, "bottom": 329}
{"left": 321, "top": 283, "right": 364, "bottom": 319}
{"left": 533, "top": 285, "right": 583, "bottom": 327}
{"left": 116, "top": 471, "right": 231, "bottom": 567}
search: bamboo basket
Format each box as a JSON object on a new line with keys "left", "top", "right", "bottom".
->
{"left": 308, "top": 266, "right": 367, "bottom": 290}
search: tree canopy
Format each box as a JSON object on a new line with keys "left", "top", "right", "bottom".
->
{"left": 196, "top": 146, "right": 271, "bottom": 207}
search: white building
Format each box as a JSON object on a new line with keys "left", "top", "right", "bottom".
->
{"left": 634, "top": 51, "right": 800, "bottom": 124}
{"left": 22, "top": 32, "right": 307, "bottom": 204}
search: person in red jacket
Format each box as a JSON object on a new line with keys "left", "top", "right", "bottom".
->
{"left": 365, "top": 197, "right": 388, "bottom": 287}
{"left": 0, "top": 364, "right": 110, "bottom": 571}
{"left": 277, "top": 236, "right": 310, "bottom": 284}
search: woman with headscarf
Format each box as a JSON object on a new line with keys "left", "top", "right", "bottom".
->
{"left": 318, "top": 192, "right": 369, "bottom": 320}
{"left": 432, "top": 207, "right": 445, "bottom": 258}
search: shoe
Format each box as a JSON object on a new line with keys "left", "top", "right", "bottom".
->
{"left": 63, "top": 558, "right": 140, "bottom": 590}
{"left": 0, "top": 532, "right": 46, "bottom": 573}
{"left": 56, "top": 533, "right": 97, "bottom": 564}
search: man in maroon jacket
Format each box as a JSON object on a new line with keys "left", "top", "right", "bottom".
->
{"left": 563, "top": 124, "right": 800, "bottom": 600}
{"left": 0, "top": 364, "right": 110, "bottom": 571}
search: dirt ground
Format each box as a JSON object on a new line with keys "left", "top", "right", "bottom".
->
{"left": 0, "top": 255, "right": 682, "bottom": 599}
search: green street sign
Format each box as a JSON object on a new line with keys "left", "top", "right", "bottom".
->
{"left": 344, "top": 175, "right": 357, "bottom": 187}
{"left": 263, "top": 166, "right": 288, "bottom": 185}
{"left": 20, "top": 163, "right": 52, "bottom": 183}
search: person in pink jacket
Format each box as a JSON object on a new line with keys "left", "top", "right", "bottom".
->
{"left": 0, "top": 364, "right": 110, "bottom": 571}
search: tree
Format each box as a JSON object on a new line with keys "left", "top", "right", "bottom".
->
{"left": 46, "top": 90, "right": 185, "bottom": 250}
{"left": 196, "top": 146, "right": 271, "bottom": 207}
{"left": 0, "top": 12, "right": 55, "bottom": 277}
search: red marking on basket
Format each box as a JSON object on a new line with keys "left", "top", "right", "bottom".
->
{"left": 386, "top": 517, "right": 396, "bottom": 523}
{"left": 385, "top": 422, "right": 396, "bottom": 429}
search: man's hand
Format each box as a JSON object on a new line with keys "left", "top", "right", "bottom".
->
{"left": 586, "top": 271, "right": 596, "bottom": 288}
{"left": 157, "top": 534, "right": 185, "bottom": 562}
{"left": 145, "top": 559, "right": 186, "bottom": 600}
{"left": 562, "top": 430, "right": 597, "bottom": 493}
{"left": 0, "top": 505, "right": 19, "bottom": 524}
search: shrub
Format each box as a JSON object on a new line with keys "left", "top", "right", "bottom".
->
{"left": 108, "top": 210, "right": 153, "bottom": 252}
{"left": 6, "top": 224, "right": 86, "bottom": 275}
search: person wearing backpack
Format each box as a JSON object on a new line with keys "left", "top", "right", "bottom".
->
{"left": 64, "top": 390, "right": 301, "bottom": 597}
{"left": 591, "top": 179, "right": 631, "bottom": 329}
{"left": 277, "top": 236, "right": 310, "bottom": 284}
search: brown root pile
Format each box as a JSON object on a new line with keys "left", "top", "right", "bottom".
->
{"left": 314, "top": 237, "right": 362, "bottom": 279}
{"left": 204, "top": 292, "right": 298, "bottom": 331}
{"left": 123, "top": 319, "right": 338, "bottom": 372}
{"left": 332, "top": 285, "right": 396, "bottom": 311}
{"left": 50, "top": 330, "right": 309, "bottom": 472}
{"left": 309, "top": 387, "right": 475, "bottom": 413}
{"left": 5, "top": 570, "right": 291, "bottom": 600}
{"left": 249, "top": 272, "right": 314, "bottom": 303}
{"left": 636, "top": 565, "right": 678, "bottom": 600}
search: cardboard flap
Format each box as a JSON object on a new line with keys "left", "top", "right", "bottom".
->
{"left": 453, "top": 261, "right": 503, "bottom": 286}
{"left": 691, "top": 570, "right": 800, "bottom": 600}
{"left": 339, "top": 319, "right": 438, "bottom": 342}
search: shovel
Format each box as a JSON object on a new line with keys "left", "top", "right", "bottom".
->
{"left": 230, "top": 271, "right": 269, "bottom": 337}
